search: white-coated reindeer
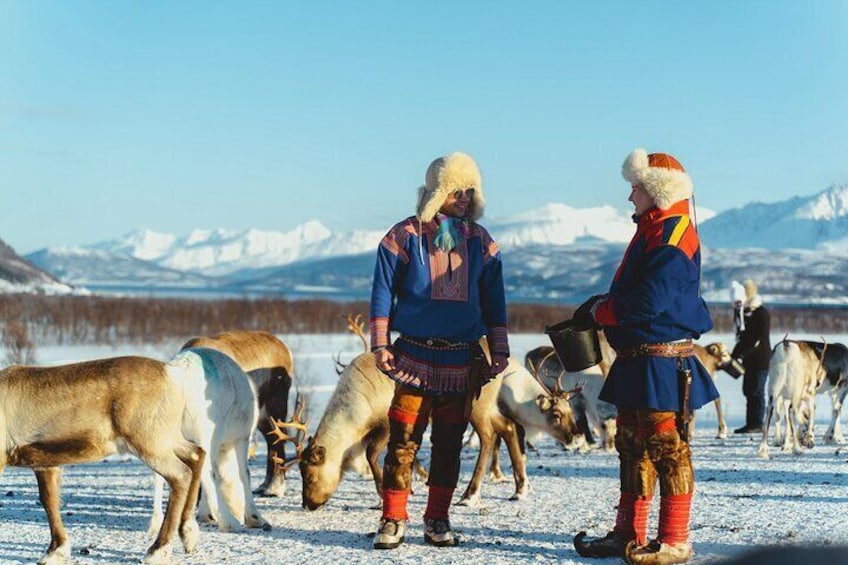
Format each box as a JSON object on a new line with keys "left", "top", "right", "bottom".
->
{"left": 758, "top": 339, "right": 827, "bottom": 459}
{"left": 181, "top": 330, "right": 295, "bottom": 497}
{"left": 150, "top": 348, "right": 269, "bottom": 534}
{"left": 0, "top": 356, "right": 205, "bottom": 565}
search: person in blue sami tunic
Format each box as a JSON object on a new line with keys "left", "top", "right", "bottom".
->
{"left": 572, "top": 149, "right": 719, "bottom": 565}
{"left": 369, "top": 152, "right": 509, "bottom": 550}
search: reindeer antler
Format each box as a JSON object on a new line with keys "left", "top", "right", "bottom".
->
{"left": 529, "top": 350, "right": 568, "bottom": 399}
{"left": 267, "top": 394, "right": 308, "bottom": 472}
{"left": 345, "top": 313, "right": 368, "bottom": 353}
{"left": 332, "top": 351, "right": 347, "bottom": 376}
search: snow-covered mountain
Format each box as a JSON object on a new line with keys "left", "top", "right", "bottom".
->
{"left": 21, "top": 185, "right": 848, "bottom": 303}
{"left": 57, "top": 221, "right": 384, "bottom": 277}
{"left": 699, "top": 184, "right": 848, "bottom": 252}
{"left": 0, "top": 237, "right": 73, "bottom": 294}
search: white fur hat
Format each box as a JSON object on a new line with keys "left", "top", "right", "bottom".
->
{"left": 730, "top": 280, "right": 746, "bottom": 304}
{"left": 416, "top": 152, "right": 485, "bottom": 222}
{"left": 622, "top": 148, "right": 693, "bottom": 210}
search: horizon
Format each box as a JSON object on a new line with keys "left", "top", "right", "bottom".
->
{"left": 2, "top": 2, "right": 847, "bottom": 254}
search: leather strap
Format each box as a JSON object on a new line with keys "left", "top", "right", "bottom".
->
{"left": 617, "top": 340, "right": 695, "bottom": 359}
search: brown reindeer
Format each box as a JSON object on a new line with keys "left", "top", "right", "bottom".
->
{"left": 181, "top": 330, "right": 294, "bottom": 497}
{"left": 0, "top": 357, "right": 205, "bottom": 564}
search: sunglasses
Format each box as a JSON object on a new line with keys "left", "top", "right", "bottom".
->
{"left": 451, "top": 188, "right": 476, "bottom": 199}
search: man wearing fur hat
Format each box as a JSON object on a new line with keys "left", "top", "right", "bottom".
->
{"left": 572, "top": 149, "right": 718, "bottom": 564}
{"left": 369, "top": 152, "right": 509, "bottom": 550}
{"left": 731, "top": 279, "right": 771, "bottom": 434}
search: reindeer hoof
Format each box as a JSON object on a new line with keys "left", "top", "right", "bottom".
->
{"left": 456, "top": 494, "right": 480, "bottom": 507}
{"left": 37, "top": 544, "right": 71, "bottom": 565}
{"left": 180, "top": 519, "right": 200, "bottom": 553}
{"left": 246, "top": 514, "right": 270, "bottom": 530}
{"left": 757, "top": 446, "right": 770, "bottom": 459}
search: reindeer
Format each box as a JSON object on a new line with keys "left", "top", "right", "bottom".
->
{"left": 758, "top": 338, "right": 847, "bottom": 458}
{"left": 525, "top": 346, "right": 616, "bottom": 452}
{"left": 0, "top": 357, "right": 205, "bottom": 565}
{"left": 758, "top": 339, "right": 827, "bottom": 459}
{"left": 181, "top": 330, "right": 294, "bottom": 497}
{"left": 525, "top": 339, "right": 735, "bottom": 448}
{"left": 456, "top": 357, "right": 580, "bottom": 506}
{"left": 299, "top": 352, "right": 394, "bottom": 509}
{"left": 149, "top": 348, "right": 269, "bottom": 534}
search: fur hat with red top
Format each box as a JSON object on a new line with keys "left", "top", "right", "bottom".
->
{"left": 621, "top": 148, "right": 693, "bottom": 210}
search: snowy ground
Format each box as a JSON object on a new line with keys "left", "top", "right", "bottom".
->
{"left": 2, "top": 333, "right": 847, "bottom": 564}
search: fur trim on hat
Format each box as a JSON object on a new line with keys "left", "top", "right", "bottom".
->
{"left": 622, "top": 148, "right": 693, "bottom": 210}
{"left": 416, "top": 152, "right": 485, "bottom": 222}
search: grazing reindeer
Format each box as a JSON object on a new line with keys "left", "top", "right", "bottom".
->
{"left": 149, "top": 348, "right": 269, "bottom": 534}
{"left": 526, "top": 339, "right": 735, "bottom": 448}
{"left": 525, "top": 346, "right": 616, "bottom": 452}
{"left": 457, "top": 357, "right": 580, "bottom": 506}
{"left": 758, "top": 339, "right": 827, "bottom": 459}
{"left": 300, "top": 350, "right": 579, "bottom": 510}
{"left": 181, "top": 330, "right": 294, "bottom": 497}
{"left": 0, "top": 357, "right": 205, "bottom": 565}
{"left": 300, "top": 352, "right": 393, "bottom": 509}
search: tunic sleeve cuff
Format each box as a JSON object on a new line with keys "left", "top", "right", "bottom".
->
{"left": 370, "top": 317, "right": 390, "bottom": 350}
{"left": 488, "top": 325, "right": 510, "bottom": 356}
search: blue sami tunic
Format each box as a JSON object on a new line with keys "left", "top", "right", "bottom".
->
{"left": 593, "top": 200, "right": 719, "bottom": 412}
{"left": 369, "top": 216, "right": 509, "bottom": 394}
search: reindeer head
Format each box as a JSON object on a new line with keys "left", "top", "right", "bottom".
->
{"left": 298, "top": 436, "right": 343, "bottom": 510}
{"left": 535, "top": 390, "right": 580, "bottom": 444}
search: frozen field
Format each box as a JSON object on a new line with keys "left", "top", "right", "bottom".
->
{"left": 1, "top": 333, "right": 847, "bottom": 564}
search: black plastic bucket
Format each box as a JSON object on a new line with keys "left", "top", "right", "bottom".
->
{"left": 544, "top": 318, "right": 602, "bottom": 372}
{"left": 719, "top": 358, "right": 744, "bottom": 379}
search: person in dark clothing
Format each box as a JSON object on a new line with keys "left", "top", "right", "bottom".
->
{"left": 731, "top": 279, "right": 771, "bottom": 434}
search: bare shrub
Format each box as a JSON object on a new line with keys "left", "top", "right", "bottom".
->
{"left": 3, "top": 321, "right": 37, "bottom": 365}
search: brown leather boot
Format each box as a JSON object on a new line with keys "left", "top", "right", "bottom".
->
{"left": 573, "top": 531, "right": 631, "bottom": 558}
{"left": 624, "top": 540, "right": 694, "bottom": 564}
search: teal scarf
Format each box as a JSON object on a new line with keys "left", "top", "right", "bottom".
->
{"left": 433, "top": 214, "right": 466, "bottom": 252}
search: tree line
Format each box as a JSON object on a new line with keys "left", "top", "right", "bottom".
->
{"left": 1, "top": 294, "right": 846, "bottom": 348}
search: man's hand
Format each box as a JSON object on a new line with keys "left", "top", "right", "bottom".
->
{"left": 573, "top": 294, "right": 606, "bottom": 328}
{"left": 374, "top": 347, "right": 396, "bottom": 372}
{"left": 491, "top": 354, "right": 509, "bottom": 376}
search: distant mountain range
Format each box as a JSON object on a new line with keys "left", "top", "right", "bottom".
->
{"left": 0, "top": 237, "right": 72, "bottom": 294}
{"left": 15, "top": 184, "right": 848, "bottom": 304}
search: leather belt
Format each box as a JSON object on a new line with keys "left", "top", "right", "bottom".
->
{"left": 400, "top": 335, "right": 472, "bottom": 350}
{"left": 617, "top": 340, "right": 695, "bottom": 359}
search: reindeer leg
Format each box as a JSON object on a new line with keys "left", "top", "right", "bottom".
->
{"left": 714, "top": 398, "right": 728, "bottom": 439}
{"left": 489, "top": 435, "right": 507, "bottom": 482}
{"left": 142, "top": 440, "right": 204, "bottom": 564}
{"left": 210, "top": 441, "right": 245, "bottom": 533}
{"left": 148, "top": 473, "right": 165, "bottom": 536}
{"left": 231, "top": 439, "right": 269, "bottom": 530}
{"left": 457, "top": 424, "right": 494, "bottom": 507}
{"left": 502, "top": 422, "right": 530, "bottom": 501}
{"left": 366, "top": 425, "right": 390, "bottom": 509}
{"left": 34, "top": 466, "right": 70, "bottom": 565}
{"left": 757, "top": 398, "right": 774, "bottom": 459}
{"left": 832, "top": 383, "right": 848, "bottom": 444}
{"left": 802, "top": 395, "right": 816, "bottom": 449}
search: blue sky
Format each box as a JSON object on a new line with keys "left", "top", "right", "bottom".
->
{"left": 2, "top": 1, "right": 847, "bottom": 253}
